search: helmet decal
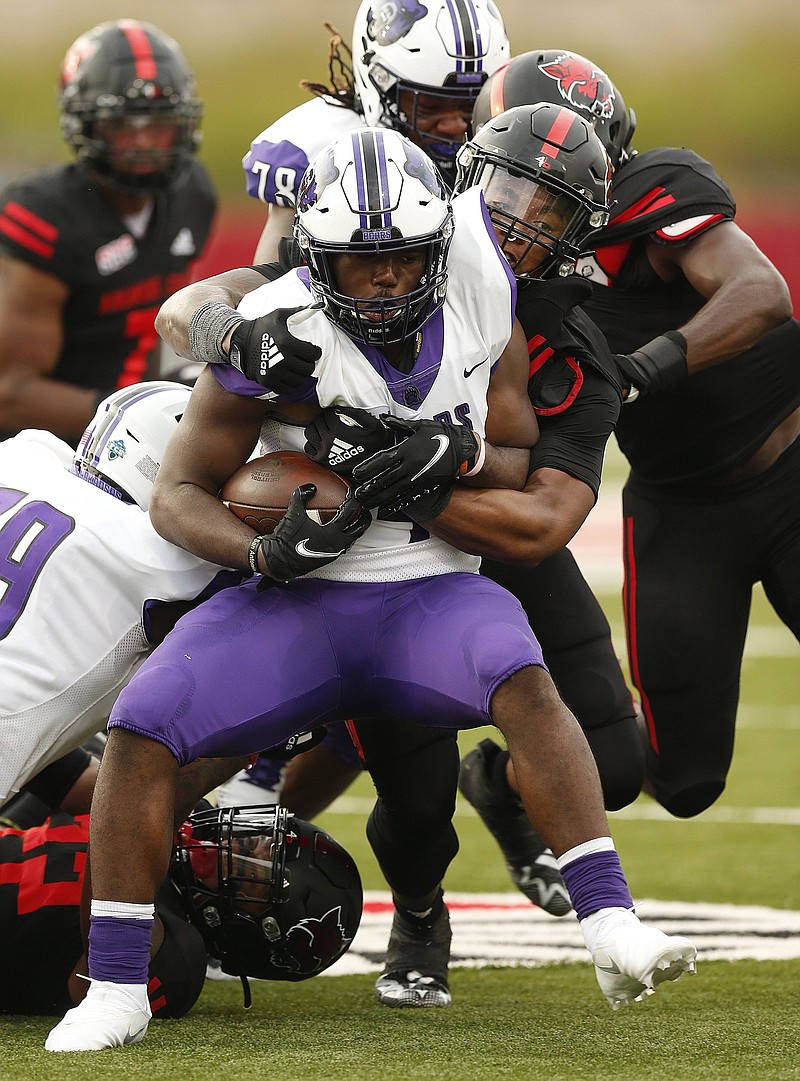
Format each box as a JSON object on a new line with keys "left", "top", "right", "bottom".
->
{"left": 269, "top": 906, "right": 353, "bottom": 976}
{"left": 297, "top": 147, "right": 339, "bottom": 212}
{"left": 403, "top": 139, "right": 446, "bottom": 196}
{"left": 61, "top": 34, "right": 99, "bottom": 87}
{"left": 539, "top": 53, "right": 616, "bottom": 121}
{"left": 366, "top": 1, "right": 429, "bottom": 46}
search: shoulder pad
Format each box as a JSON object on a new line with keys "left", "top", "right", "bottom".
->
{"left": 595, "top": 147, "right": 735, "bottom": 247}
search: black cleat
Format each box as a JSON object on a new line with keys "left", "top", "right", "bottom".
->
{"left": 459, "top": 738, "right": 572, "bottom": 917}
{"left": 375, "top": 903, "right": 452, "bottom": 1008}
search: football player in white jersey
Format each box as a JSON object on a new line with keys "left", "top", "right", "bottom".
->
{"left": 46, "top": 130, "right": 696, "bottom": 1053}
{"left": 244, "top": 0, "right": 510, "bottom": 261}
{"left": 0, "top": 381, "right": 246, "bottom": 817}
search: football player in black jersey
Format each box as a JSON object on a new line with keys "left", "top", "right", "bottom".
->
{"left": 0, "top": 20, "right": 216, "bottom": 444}
{"left": 470, "top": 50, "right": 797, "bottom": 820}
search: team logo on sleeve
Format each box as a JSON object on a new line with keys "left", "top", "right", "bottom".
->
{"left": 367, "top": 1, "right": 428, "bottom": 45}
{"left": 538, "top": 53, "right": 616, "bottom": 120}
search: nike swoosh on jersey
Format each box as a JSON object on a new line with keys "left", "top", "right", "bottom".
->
{"left": 295, "top": 539, "right": 346, "bottom": 559}
{"left": 463, "top": 358, "right": 488, "bottom": 378}
{"left": 409, "top": 433, "right": 450, "bottom": 484}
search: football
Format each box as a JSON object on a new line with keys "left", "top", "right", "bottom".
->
{"left": 220, "top": 451, "right": 349, "bottom": 533}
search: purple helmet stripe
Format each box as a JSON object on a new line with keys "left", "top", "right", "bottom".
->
{"left": 89, "top": 384, "right": 172, "bottom": 469}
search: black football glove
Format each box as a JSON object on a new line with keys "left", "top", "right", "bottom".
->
{"left": 304, "top": 407, "right": 396, "bottom": 477}
{"left": 257, "top": 484, "right": 372, "bottom": 582}
{"left": 615, "top": 331, "right": 688, "bottom": 403}
{"left": 352, "top": 416, "right": 480, "bottom": 510}
{"left": 229, "top": 305, "right": 322, "bottom": 396}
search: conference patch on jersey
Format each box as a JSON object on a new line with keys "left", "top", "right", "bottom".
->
{"left": 323, "top": 893, "right": 800, "bottom": 975}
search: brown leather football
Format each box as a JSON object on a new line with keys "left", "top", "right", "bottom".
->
{"left": 220, "top": 451, "right": 349, "bottom": 533}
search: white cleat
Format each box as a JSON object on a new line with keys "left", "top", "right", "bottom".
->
{"left": 588, "top": 909, "right": 697, "bottom": 1010}
{"left": 45, "top": 981, "right": 151, "bottom": 1052}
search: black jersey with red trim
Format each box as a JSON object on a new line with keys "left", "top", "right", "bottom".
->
{"left": 0, "top": 813, "right": 205, "bottom": 1017}
{"left": 516, "top": 276, "right": 622, "bottom": 497}
{"left": 0, "top": 160, "right": 216, "bottom": 394}
{"left": 0, "top": 813, "right": 88, "bottom": 1014}
{"left": 578, "top": 147, "right": 800, "bottom": 485}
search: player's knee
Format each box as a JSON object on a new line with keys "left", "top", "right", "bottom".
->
{"left": 584, "top": 716, "right": 644, "bottom": 811}
{"left": 659, "top": 781, "right": 725, "bottom": 819}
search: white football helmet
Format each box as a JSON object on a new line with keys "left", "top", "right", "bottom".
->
{"left": 72, "top": 381, "right": 190, "bottom": 509}
{"left": 294, "top": 127, "right": 453, "bottom": 346}
{"left": 351, "top": 0, "right": 509, "bottom": 183}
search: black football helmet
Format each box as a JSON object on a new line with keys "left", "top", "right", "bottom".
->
{"left": 172, "top": 806, "right": 363, "bottom": 992}
{"left": 58, "top": 19, "right": 202, "bottom": 194}
{"left": 472, "top": 50, "right": 636, "bottom": 169}
{"left": 455, "top": 102, "right": 611, "bottom": 278}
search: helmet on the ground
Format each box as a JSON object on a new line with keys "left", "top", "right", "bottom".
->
{"left": 59, "top": 19, "right": 202, "bottom": 194}
{"left": 351, "top": 0, "right": 509, "bottom": 182}
{"left": 455, "top": 102, "right": 611, "bottom": 277}
{"left": 472, "top": 49, "right": 635, "bottom": 169}
{"left": 172, "top": 805, "right": 363, "bottom": 983}
{"left": 294, "top": 127, "right": 453, "bottom": 345}
{"left": 71, "top": 381, "right": 190, "bottom": 510}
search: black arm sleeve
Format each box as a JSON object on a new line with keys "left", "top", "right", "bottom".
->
{"left": 528, "top": 365, "right": 620, "bottom": 497}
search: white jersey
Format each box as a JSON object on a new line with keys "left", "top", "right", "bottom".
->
{"left": 0, "top": 431, "right": 229, "bottom": 801}
{"left": 214, "top": 186, "right": 517, "bottom": 582}
{"left": 243, "top": 98, "right": 366, "bottom": 207}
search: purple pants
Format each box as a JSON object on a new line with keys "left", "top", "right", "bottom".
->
{"left": 108, "top": 573, "right": 544, "bottom": 764}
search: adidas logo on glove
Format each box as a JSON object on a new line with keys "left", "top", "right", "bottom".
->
{"left": 328, "top": 437, "right": 365, "bottom": 467}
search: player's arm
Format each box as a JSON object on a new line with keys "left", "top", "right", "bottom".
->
{"left": 155, "top": 267, "right": 267, "bottom": 360}
{"left": 149, "top": 366, "right": 268, "bottom": 572}
{"left": 619, "top": 221, "right": 793, "bottom": 398}
{"left": 253, "top": 204, "right": 296, "bottom": 263}
{"left": 0, "top": 254, "right": 98, "bottom": 438}
{"left": 647, "top": 220, "right": 792, "bottom": 371}
{"left": 426, "top": 368, "right": 616, "bottom": 565}
{"left": 475, "top": 317, "right": 539, "bottom": 490}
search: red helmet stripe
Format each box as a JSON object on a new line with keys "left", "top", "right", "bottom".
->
{"left": 538, "top": 108, "right": 576, "bottom": 159}
{"left": 118, "top": 19, "right": 157, "bottom": 81}
{"left": 489, "top": 61, "right": 510, "bottom": 117}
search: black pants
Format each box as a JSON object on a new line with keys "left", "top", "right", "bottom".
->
{"left": 622, "top": 437, "right": 800, "bottom": 817}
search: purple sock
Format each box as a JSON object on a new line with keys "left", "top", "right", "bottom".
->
{"left": 88, "top": 914, "right": 153, "bottom": 984}
{"left": 560, "top": 850, "right": 634, "bottom": 921}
